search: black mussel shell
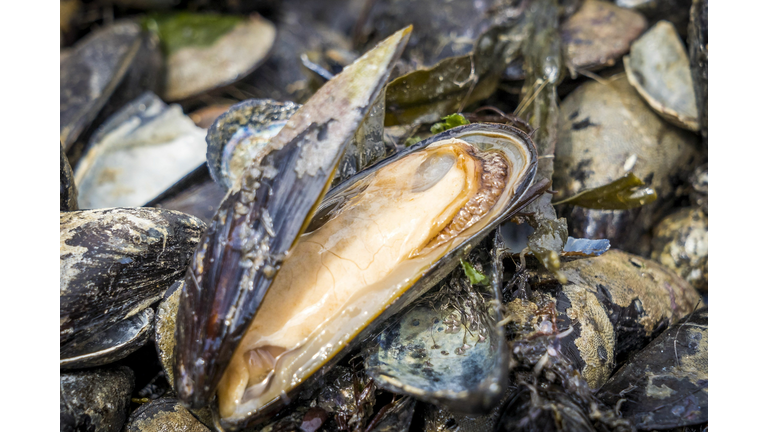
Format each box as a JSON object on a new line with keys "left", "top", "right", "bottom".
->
{"left": 60, "top": 208, "right": 205, "bottom": 354}
{"left": 60, "top": 366, "right": 134, "bottom": 432}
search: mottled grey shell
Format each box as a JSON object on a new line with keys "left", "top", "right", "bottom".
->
{"left": 60, "top": 366, "right": 134, "bottom": 432}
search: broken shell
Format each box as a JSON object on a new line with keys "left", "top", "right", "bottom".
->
{"left": 624, "top": 21, "right": 700, "bottom": 131}
{"left": 74, "top": 92, "right": 208, "bottom": 209}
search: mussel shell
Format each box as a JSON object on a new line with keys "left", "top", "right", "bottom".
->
{"left": 160, "top": 14, "right": 276, "bottom": 102}
{"left": 61, "top": 307, "right": 154, "bottom": 370}
{"left": 174, "top": 27, "right": 413, "bottom": 413}
{"left": 560, "top": 0, "right": 647, "bottom": 73}
{"left": 624, "top": 21, "right": 699, "bottom": 131}
{"left": 61, "top": 20, "right": 163, "bottom": 157}
{"left": 688, "top": 0, "right": 708, "bottom": 142}
{"left": 364, "top": 237, "right": 509, "bottom": 415}
{"left": 598, "top": 308, "right": 708, "bottom": 430}
{"left": 60, "top": 366, "right": 134, "bottom": 432}
{"left": 61, "top": 141, "right": 78, "bottom": 211}
{"left": 123, "top": 397, "right": 211, "bottom": 432}
{"left": 60, "top": 21, "right": 143, "bottom": 151}
{"left": 218, "top": 123, "right": 537, "bottom": 430}
{"left": 651, "top": 207, "right": 708, "bottom": 293}
{"left": 74, "top": 92, "right": 208, "bottom": 209}
{"left": 205, "top": 99, "right": 301, "bottom": 190}
{"left": 554, "top": 75, "right": 700, "bottom": 254}
{"left": 60, "top": 208, "right": 205, "bottom": 351}
{"left": 510, "top": 250, "right": 700, "bottom": 389}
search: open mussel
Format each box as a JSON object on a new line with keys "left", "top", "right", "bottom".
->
{"left": 174, "top": 27, "right": 414, "bottom": 422}
{"left": 186, "top": 119, "right": 539, "bottom": 430}
{"left": 172, "top": 29, "right": 543, "bottom": 432}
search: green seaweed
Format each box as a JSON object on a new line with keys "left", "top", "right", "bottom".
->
{"left": 404, "top": 136, "right": 423, "bottom": 147}
{"left": 143, "top": 12, "right": 243, "bottom": 55}
{"left": 553, "top": 173, "right": 658, "bottom": 210}
{"left": 430, "top": 113, "right": 470, "bottom": 134}
{"left": 461, "top": 259, "right": 489, "bottom": 286}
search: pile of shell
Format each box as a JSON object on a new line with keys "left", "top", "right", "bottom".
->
{"left": 61, "top": 1, "right": 707, "bottom": 431}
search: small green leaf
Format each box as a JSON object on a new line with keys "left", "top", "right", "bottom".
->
{"left": 552, "top": 173, "right": 658, "bottom": 210}
{"left": 404, "top": 136, "right": 422, "bottom": 147}
{"left": 461, "top": 259, "right": 489, "bottom": 285}
{"left": 430, "top": 113, "right": 470, "bottom": 134}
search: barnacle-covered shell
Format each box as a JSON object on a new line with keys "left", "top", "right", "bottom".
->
{"left": 123, "top": 398, "right": 211, "bottom": 432}
{"left": 510, "top": 250, "right": 700, "bottom": 389}
{"left": 60, "top": 366, "right": 134, "bottom": 432}
{"left": 652, "top": 207, "right": 708, "bottom": 293}
{"left": 60, "top": 208, "right": 205, "bottom": 355}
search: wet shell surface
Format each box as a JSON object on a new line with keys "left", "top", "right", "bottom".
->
{"left": 60, "top": 307, "right": 154, "bottom": 370}
{"left": 364, "top": 242, "right": 508, "bottom": 415}
{"left": 560, "top": 0, "right": 647, "bottom": 73}
{"left": 554, "top": 74, "right": 700, "bottom": 253}
{"left": 651, "top": 207, "right": 708, "bottom": 293}
{"left": 205, "top": 98, "right": 300, "bottom": 190}
{"left": 123, "top": 398, "right": 212, "bottom": 432}
{"left": 173, "top": 28, "right": 415, "bottom": 423}
{"left": 60, "top": 207, "right": 205, "bottom": 355}
{"left": 510, "top": 250, "right": 700, "bottom": 389}
{"left": 60, "top": 366, "right": 134, "bottom": 432}
{"left": 598, "top": 308, "right": 708, "bottom": 430}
